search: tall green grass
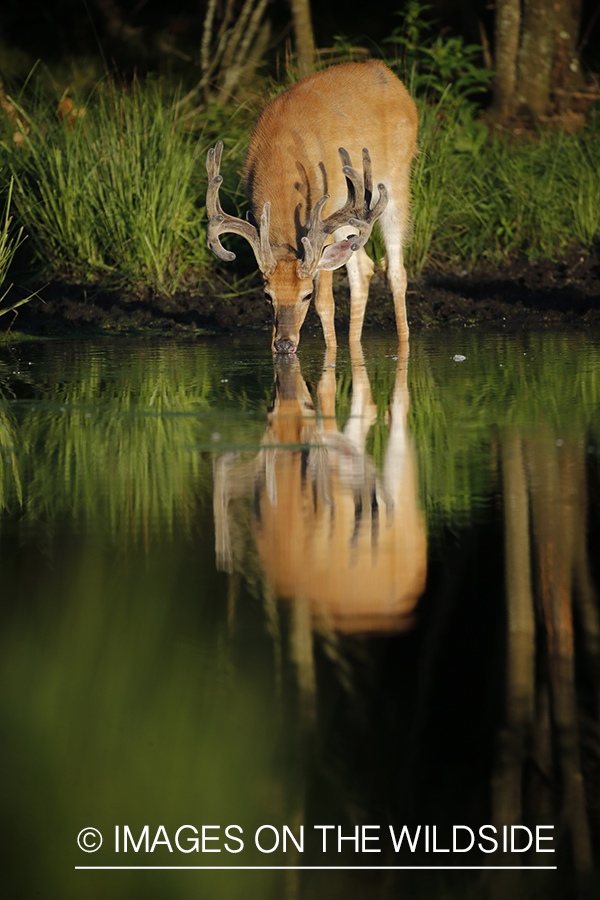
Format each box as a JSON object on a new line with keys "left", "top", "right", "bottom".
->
{"left": 408, "top": 99, "right": 600, "bottom": 271}
{"left": 0, "top": 176, "right": 28, "bottom": 310}
{"left": 3, "top": 80, "right": 211, "bottom": 293}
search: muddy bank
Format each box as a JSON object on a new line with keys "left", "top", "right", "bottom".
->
{"left": 4, "top": 251, "right": 600, "bottom": 338}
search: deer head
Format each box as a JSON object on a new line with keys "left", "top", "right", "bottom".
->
{"left": 205, "top": 141, "right": 388, "bottom": 354}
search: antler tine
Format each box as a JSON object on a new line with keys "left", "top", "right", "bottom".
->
{"left": 205, "top": 141, "right": 277, "bottom": 274}
{"left": 362, "top": 147, "right": 373, "bottom": 206}
{"left": 345, "top": 168, "right": 389, "bottom": 252}
{"left": 338, "top": 147, "right": 352, "bottom": 168}
{"left": 321, "top": 164, "right": 363, "bottom": 232}
{"left": 206, "top": 141, "right": 224, "bottom": 202}
{"left": 297, "top": 157, "right": 363, "bottom": 277}
{"left": 297, "top": 147, "right": 389, "bottom": 278}
{"left": 206, "top": 141, "right": 232, "bottom": 228}
{"left": 259, "top": 202, "right": 277, "bottom": 275}
{"left": 336, "top": 148, "right": 388, "bottom": 252}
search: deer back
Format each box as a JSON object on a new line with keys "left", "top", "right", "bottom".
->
{"left": 243, "top": 61, "right": 418, "bottom": 255}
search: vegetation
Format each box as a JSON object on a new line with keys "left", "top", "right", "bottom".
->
{"left": 0, "top": 3, "right": 598, "bottom": 302}
{"left": 1, "top": 80, "right": 213, "bottom": 294}
{"left": 0, "top": 177, "right": 29, "bottom": 314}
{"left": 407, "top": 103, "right": 600, "bottom": 271}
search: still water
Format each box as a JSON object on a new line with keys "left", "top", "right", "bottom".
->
{"left": 1, "top": 331, "right": 599, "bottom": 899}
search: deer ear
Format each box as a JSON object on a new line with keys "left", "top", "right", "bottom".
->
{"left": 316, "top": 237, "right": 358, "bottom": 272}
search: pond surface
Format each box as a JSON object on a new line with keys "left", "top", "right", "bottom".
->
{"left": 1, "top": 331, "right": 599, "bottom": 900}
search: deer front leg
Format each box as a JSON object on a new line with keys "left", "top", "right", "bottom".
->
{"left": 388, "top": 251, "right": 409, "bottom": 341}
{"left": 347, "top": 247, "right": 375, "bottom": 345}
{"left": 314, "top": 269, "right": 337, "bottom": 350}
{"left": 380, "top": 192, "right": 410, "bottom": 341}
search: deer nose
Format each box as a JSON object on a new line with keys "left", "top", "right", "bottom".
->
{"left": 273, "top": 338, "right": 297, "bottom": 355}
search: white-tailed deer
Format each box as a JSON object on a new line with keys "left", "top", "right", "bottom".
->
{"left": 206, "top": 61, "right": 418, "bottom": 354}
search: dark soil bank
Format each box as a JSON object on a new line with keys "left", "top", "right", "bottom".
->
{"left": 4, "top": 251, "right": 600, "bottom": 338}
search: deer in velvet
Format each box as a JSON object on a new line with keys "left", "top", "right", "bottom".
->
{"left": 206, "top": 61, "right": 418, "bottom": 354}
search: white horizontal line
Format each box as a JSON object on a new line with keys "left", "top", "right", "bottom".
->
{"left": 75, "top": 866, "right": 558, "bottom": 871}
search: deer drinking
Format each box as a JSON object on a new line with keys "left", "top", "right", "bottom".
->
{"left": 205, "top": 61, "right": 418, "bottom": 354}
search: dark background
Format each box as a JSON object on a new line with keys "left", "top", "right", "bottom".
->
{"left": 1, "top": 1, "right": 598, "bottom": 83}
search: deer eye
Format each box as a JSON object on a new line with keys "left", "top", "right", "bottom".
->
{"left": 264, "top": 292, "right": 273, "bottom": 304}
{"left": 302, "top": 292, "right": 313, "bottom": 303}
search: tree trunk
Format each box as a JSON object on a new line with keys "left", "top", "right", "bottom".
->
{"left": 491, "top": 0, "right": 584, "bottom": 123}
{"left": 289, "top": 0, "right": 315, "bottom": 75}
{"left": 552, "top": 0, "right": 585, "bottom": 111}
{"left": 492, "top": 0, "right": 521, "bottom": 118}
{"left": 517, "top": 0, "right": 555, "bottom": 118}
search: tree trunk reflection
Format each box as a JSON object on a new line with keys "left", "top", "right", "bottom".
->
{"left": 497, "top": 429, "right": 596, "bottom": 875}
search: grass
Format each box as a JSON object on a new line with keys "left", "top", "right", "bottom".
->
{"left": 0, "top": 65, "right": 598, "bottom": 298}
{"left": 406, "top": 98, "right": 600, "bottom": 271}
{"left": 1, "top": 78, "right": 214, "bottom": 294}
{"left": 0, "top": 176, "right": 30, "bottom": 314}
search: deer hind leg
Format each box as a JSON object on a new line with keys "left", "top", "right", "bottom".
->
{"left": 346, "top": 246, "right": 375, "bottom": 345}
{"left": 379, "top": 186, "right": 411, "bottom": 341}
{"left": 314, "top": 268, "right": 337, "bottom": 350}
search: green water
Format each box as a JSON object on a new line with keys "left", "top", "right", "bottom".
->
{"left": 1, "top": 331, "right": 599, "bottom": 899}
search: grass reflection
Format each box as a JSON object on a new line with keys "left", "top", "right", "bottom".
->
{"left": 408, "top": 332, "right": 600, "bottom": 530}
{"left": 0, "top": 397, "right": 22, "bottom": 510}
{"left": 0, "top": 340, "right": 267, "bottom": 541}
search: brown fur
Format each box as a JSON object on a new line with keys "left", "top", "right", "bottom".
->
{"left": 229, "top": 62, "right": 418, "bottom": 352}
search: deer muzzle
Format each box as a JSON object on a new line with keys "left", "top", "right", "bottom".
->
{"left": 273, "top": 337, "right": 298, "bottom": 355}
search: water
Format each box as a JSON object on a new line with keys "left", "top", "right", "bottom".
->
{"left": 1, "top": 331, "right": 599, "bottom": 899}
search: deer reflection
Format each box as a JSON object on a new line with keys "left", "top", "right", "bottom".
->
{"left": 213, "top": 345, "right": 427, "bottom": 635}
